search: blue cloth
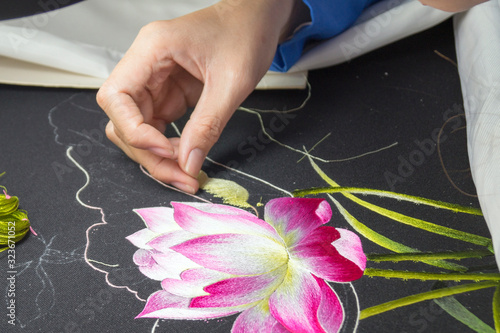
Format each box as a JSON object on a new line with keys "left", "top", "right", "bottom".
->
{"left": 270, "top": 0, "right": 382, "bottom": 72}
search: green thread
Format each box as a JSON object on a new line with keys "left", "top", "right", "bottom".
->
{"left": 0, "top": 186, "right": 19, "bottom": 215}
{"left": 0, "top": 210, "right": 30, "bottom": 252}
{"left": 0, "top": 181, "right": 31, "bottom": 252}
{"left": 360, "top": 281, "right": 499, "bottom": 320}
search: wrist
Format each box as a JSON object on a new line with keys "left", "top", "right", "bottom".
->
{"left": 214, "top": 0, "right": 301, "bottom": 43}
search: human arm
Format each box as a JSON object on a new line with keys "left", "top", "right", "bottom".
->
{"left": 419, "top": 0, "right": 489, "bottom": 12}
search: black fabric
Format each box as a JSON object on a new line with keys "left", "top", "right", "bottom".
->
{"left": 1, "top": 20, "right": 496, "bottom": 333}
{"left": 0, "top": 0, "right": 84, "bottom": 21}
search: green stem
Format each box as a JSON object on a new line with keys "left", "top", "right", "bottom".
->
{"left": 365, "top": 268, "right": 500, "bottom": 281}
{"left": 347, "top": 194, "right": 491, "bottom": 248}
{"left": 304, "top": 155, "right": 492, "bottom": 249}
{"left": 494, "top": 286, "right": 500, "bottom": 332}
{"left": 293, "top": 186, "right": 482, "bottom": 215}
{"left": 360, "top": 281, "right": 499, "bottom": 319}
{"left": 367, "top": 249, "right": 493, "bottom": 262}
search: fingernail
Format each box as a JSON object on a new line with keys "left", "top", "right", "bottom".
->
{"left": 185, "top": 148, "right": 205, "bottom": 177}
{"left": 149, "top": 147, "right": 174, "bottom": 158}
{"left": 171, "top": 182, "right": 196, "bottom": 194}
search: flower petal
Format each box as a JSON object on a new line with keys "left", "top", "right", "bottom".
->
{"left": 175, "top": 202, "right": 257, "bottom": 219}
{"left": 172, "top": 202, "right": 282, "bottom": 243}
{"left": 125, "top": 228, "right": 158, "bottom": 250}
{"left": 126, "top": 228, "right": 157, "bottom": 249}
{"left": 232, "top": 300, "right": 290, "bottom": 333}
{"left": 161, "top": 268, "right": 233, "bottom": 298}
{"left": 268, "top": 259, "right": 325, "bottom": 332}
{"left": 133, "top": 207, "right": 181, "bottom": 233}
{"left": 147, "top": 230, "right": 199, "bottom": 252}
{"left": 332, "top": 228, "right": 367, "bottom": 273}
{"left": 314, "top": 277, "right": 344, "bottom": 333}
{"left": 138, "top": 263, "right": 173, "bottom": 281}
{"left": 171, "top": 234, "right": 288, "bottom": 275}
{"left": 151, "top": 249, "right": 202, "bottom": 279}
{"left": 191, "top": 265, "right": 287, "bottom": 308}
{"left": 134, "top": 249, "right": 202, "bottom": 281}
{"left": 132, "top": 248, "right": 156, "bottom": 266}
{"left": 137, "top": 290, "right": 245, "bottom": 319}
{"left": 291, "top": 226, "right": 365, "bottom": 282}
{"left": 264, "top": 198, "right": 332, "bottom": 247}
{"left": 131, "top": 249, "right": 176, "bottom": 281}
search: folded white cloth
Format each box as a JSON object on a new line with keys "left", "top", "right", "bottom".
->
{"left": 0, "top": 0, "right": 450, "bottom": 87}
{"left": 455, "top": 0, "right": 500, "bottom": 268}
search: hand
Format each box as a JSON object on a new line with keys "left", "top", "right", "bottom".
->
{"left": 96, "top": 0, "right": 296, "bottom": 193}
{"left": 419, "top": 0, "right": 488, "bottom": 12}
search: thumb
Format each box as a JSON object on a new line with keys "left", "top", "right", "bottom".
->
{"left": 178, "top": 78, "right": 253, "bottom": 178}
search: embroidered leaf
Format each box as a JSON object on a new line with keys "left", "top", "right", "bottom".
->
{"left": 198, "top": 171, "right": 252, "bottom": 209}
{"left": 434, "top": 295, "right": 495, "bottom": 333}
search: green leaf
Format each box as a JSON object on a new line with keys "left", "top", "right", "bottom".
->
{"left": 434, "top": 296, "right": 495, "bottom": 333}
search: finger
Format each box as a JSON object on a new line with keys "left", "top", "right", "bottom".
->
{"left": 153, "top": 67, "right": 204, "bottom": 122}
{"left": 178, "top": 71, "right": 256, "bottom": 178}
{"left": 101, "top": 90, "right": 175, "bottom": 158}
{"left": 106, "top": 122, "right": 198, "bottom": 193}
{"left": 96, "top": 28, "right": 178, "bottom": 158}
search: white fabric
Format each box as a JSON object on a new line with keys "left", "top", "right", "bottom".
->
{"left": 454, "top": 0, "right": 500, "bottom": 267}
{"left": 0, "top": 0, "right": 450, "bottom": 88}
{"left": 0, "top": 0, "right": 216, "bottom": 81}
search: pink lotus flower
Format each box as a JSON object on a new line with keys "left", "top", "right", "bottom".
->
{"left": 127, "top": 198, "right": 366, "bottom": 332}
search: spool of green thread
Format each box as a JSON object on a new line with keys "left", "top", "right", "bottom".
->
{"left": 0, "top": 174, "right": 31, "bottom": 252}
